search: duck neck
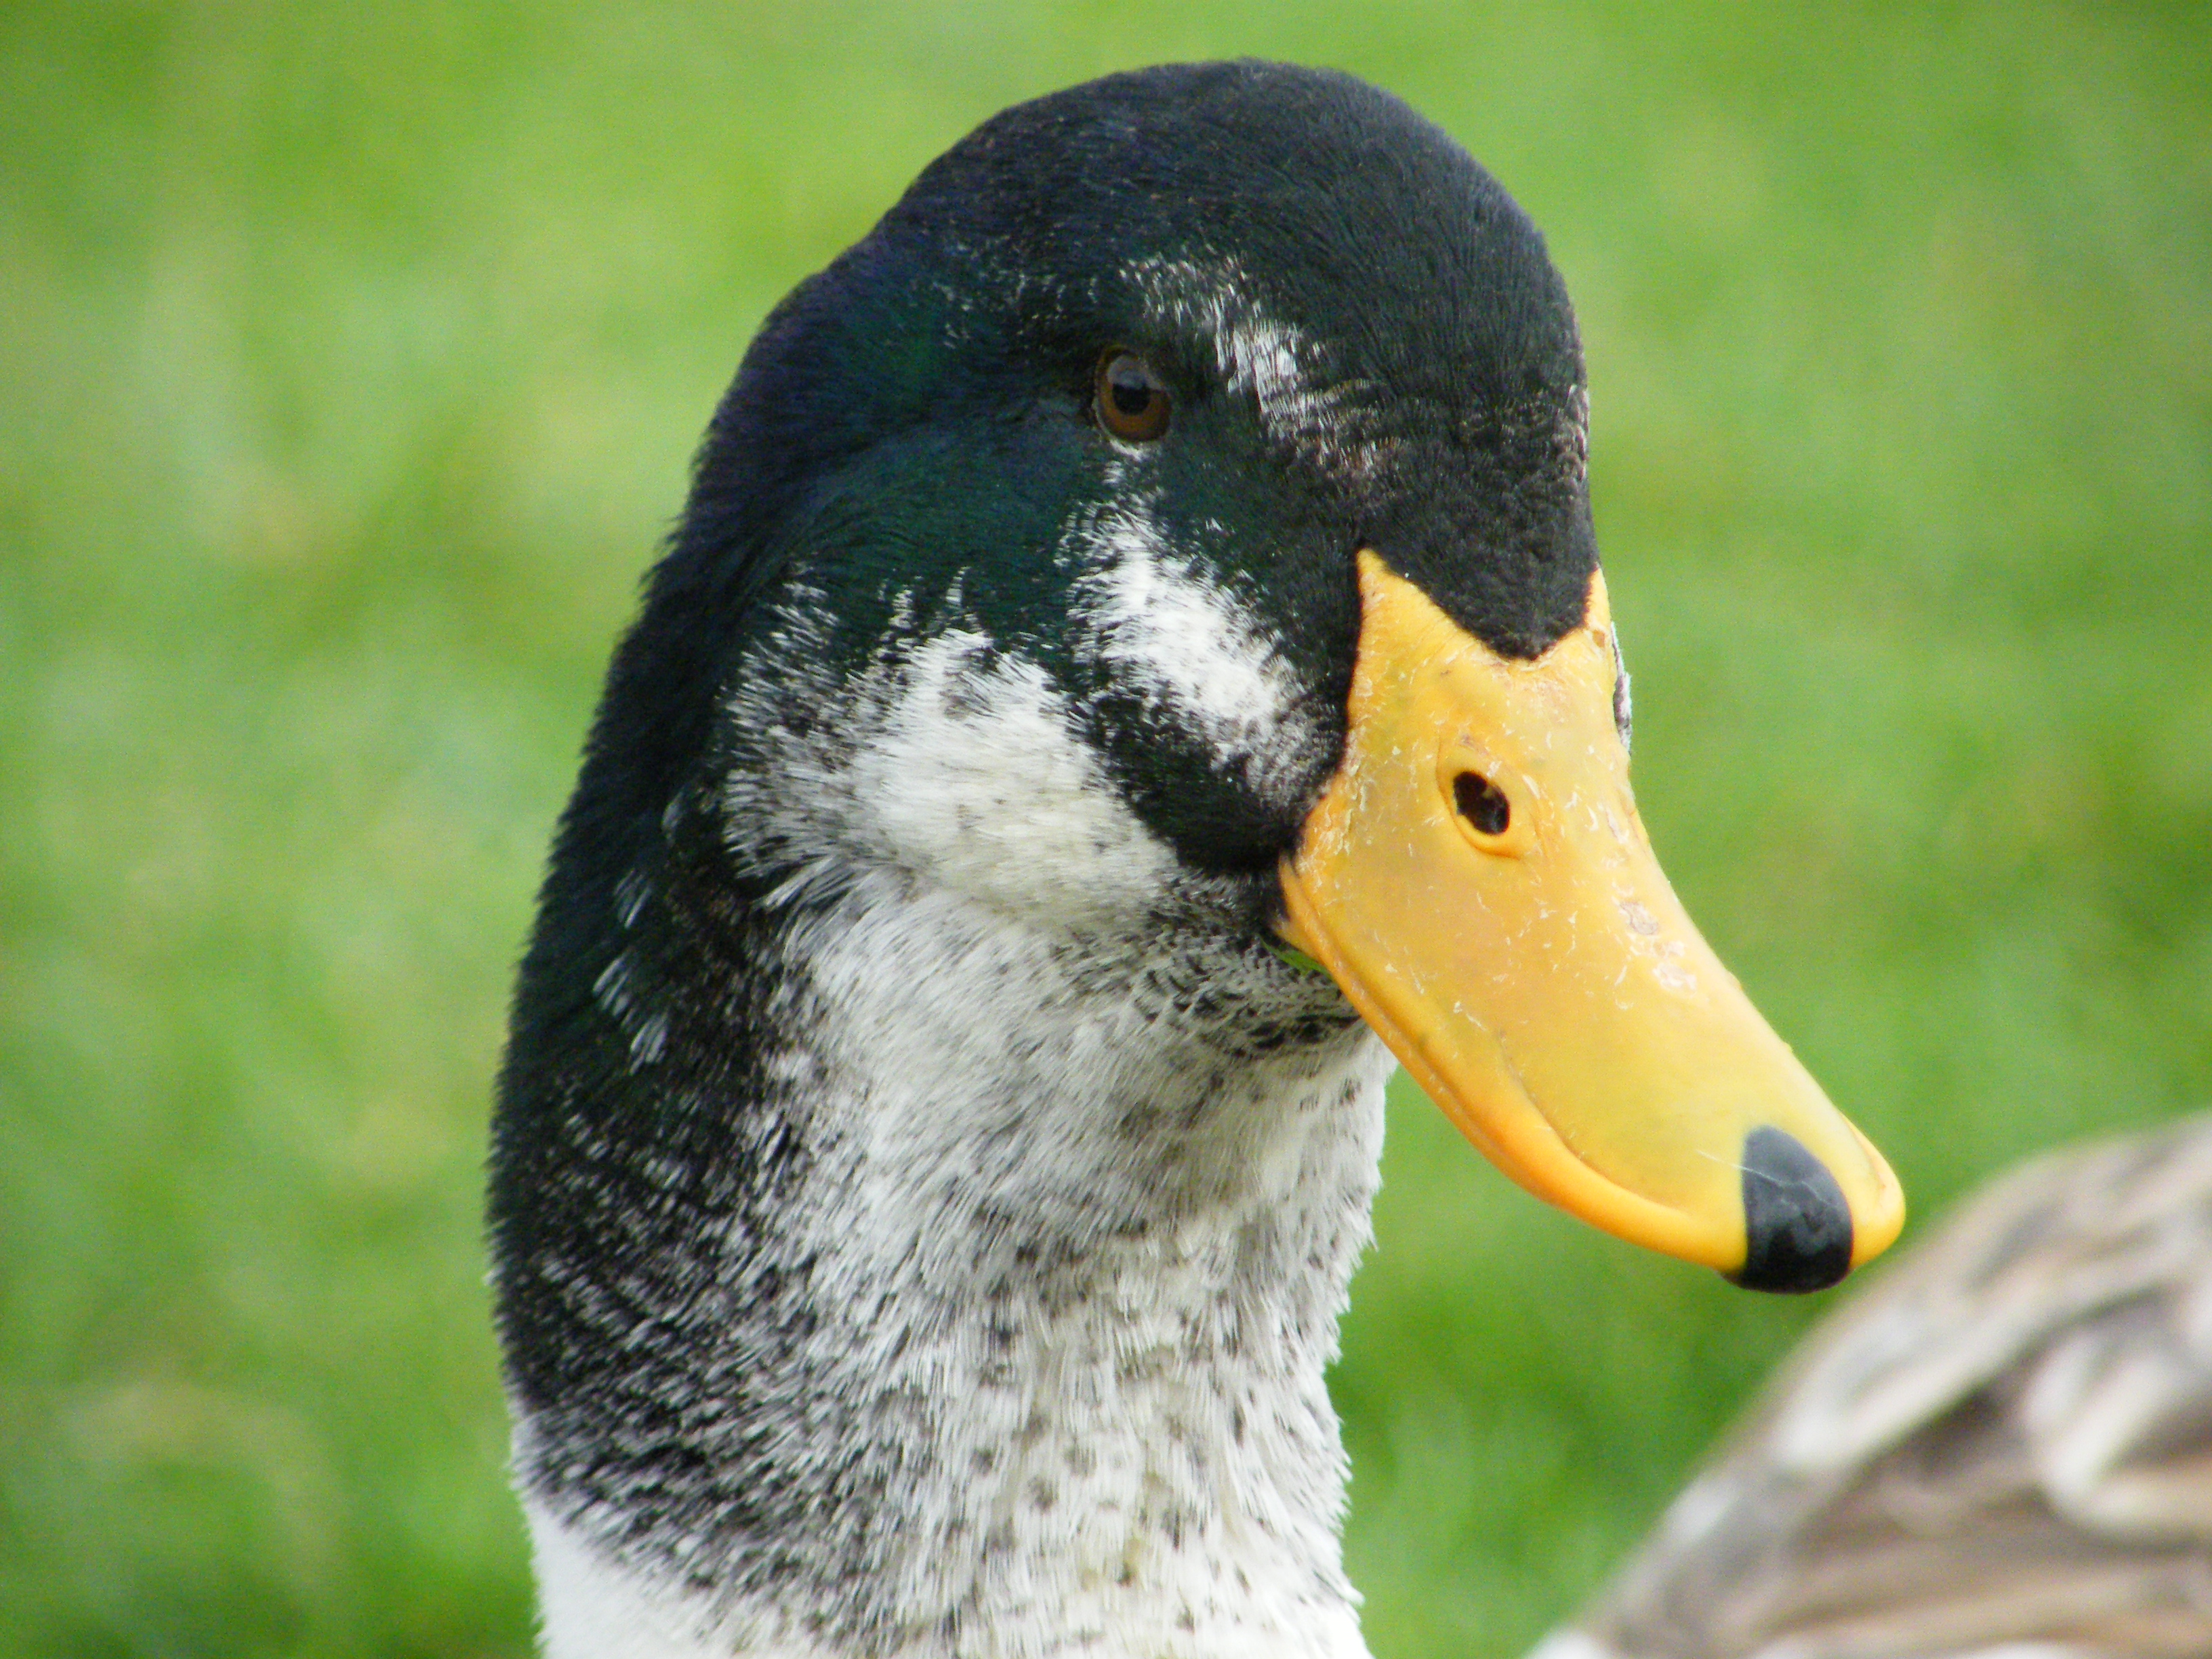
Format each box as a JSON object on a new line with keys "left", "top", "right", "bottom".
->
{"left": 504, "top": 836, "right": 1393, "bottom": 1659}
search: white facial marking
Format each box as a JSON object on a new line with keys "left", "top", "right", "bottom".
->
{"left": 1124, "top": 253, "right": 1374, "bottom": 468}
{"left": 1069, "top": 501, "right": 1310, "bottom": 804}
{"left": 731, "top": 623, "right": 1179, "bottom": 927}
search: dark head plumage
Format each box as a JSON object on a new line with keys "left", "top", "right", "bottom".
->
{"left": 550, "top": 62, "right": 1595, "bottom": 949}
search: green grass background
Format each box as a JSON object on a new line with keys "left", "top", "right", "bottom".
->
{"left": 3, "top": 3, "right": 2207, "bottom": 1655}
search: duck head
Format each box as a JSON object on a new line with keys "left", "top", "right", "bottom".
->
{"left": 566, "top": 62, "right": 1896, "bottom": 1288}
{"left": 491, "top": 58, "right": 1902, "bottom": 1655}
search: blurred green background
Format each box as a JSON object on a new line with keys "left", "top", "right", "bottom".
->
{"left": 3, "top": 3, "right": 2207, "bottom": 1655}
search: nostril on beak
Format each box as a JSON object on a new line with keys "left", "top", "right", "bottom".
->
{"left": 1452, "top": 771, "right": 1511, "bottom": 836}
{"left": 1729, "top": 1126, "right": 1854, "bottom": 1293}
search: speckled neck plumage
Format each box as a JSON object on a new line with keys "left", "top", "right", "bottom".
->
{"left": 505, "top": 588, "right": 1395, "bottom": 1658}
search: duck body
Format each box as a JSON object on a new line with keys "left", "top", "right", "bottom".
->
{"left": 1539, "top": 1113, "right": 2212, "bottom": 1659}
{"left": 489, "top": 61, "right": 1902, "bottom": 1659}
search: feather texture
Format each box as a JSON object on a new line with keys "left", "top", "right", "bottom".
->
{"left": 1539, "top": 1114, "right": 2212, "bottom": 1659}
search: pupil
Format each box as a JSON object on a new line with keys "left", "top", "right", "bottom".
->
{"left": 1111, "top": 378, "right": 1151, "bottom": 415}
{"left": 1452, "top": 772, "right": 1512, "bottom": 836}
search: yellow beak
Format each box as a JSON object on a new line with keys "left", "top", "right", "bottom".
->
{"left": 1279, "top": 551, "right": 1904, "bottom": 1290}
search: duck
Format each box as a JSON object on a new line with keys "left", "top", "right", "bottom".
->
{"left": 487, "top": 60, "right": 1907, "bottom": 1659}
{"left": 1534, "top": 1109, "right": 2212, "bottom": 1659}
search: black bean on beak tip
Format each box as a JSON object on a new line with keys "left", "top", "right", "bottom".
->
{"left": 1727, "top": 1126, "right": 1853, "bottom": 1294}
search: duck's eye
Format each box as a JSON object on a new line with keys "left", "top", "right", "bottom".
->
{"left": 1452, "top": 771, "right": 1512, "bottom": 837}
{"left": 1094, "top": 350, "right": 1171, "bottom": 443}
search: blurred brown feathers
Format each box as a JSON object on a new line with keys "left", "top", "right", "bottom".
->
{"left": 1538, "top": 1115, "right": 2212, "bottom": 1659}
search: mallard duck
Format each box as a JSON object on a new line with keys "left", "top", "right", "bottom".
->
{"left": 487, "top": 61, "right": 1906, "bottom": 1659}
{"left": 1534, "top": 1111, "right": 2212, "bottom": 1659}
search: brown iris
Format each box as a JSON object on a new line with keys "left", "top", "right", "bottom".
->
{"left": 1094, "top": 350, "right": 1170, "bottom": 442}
